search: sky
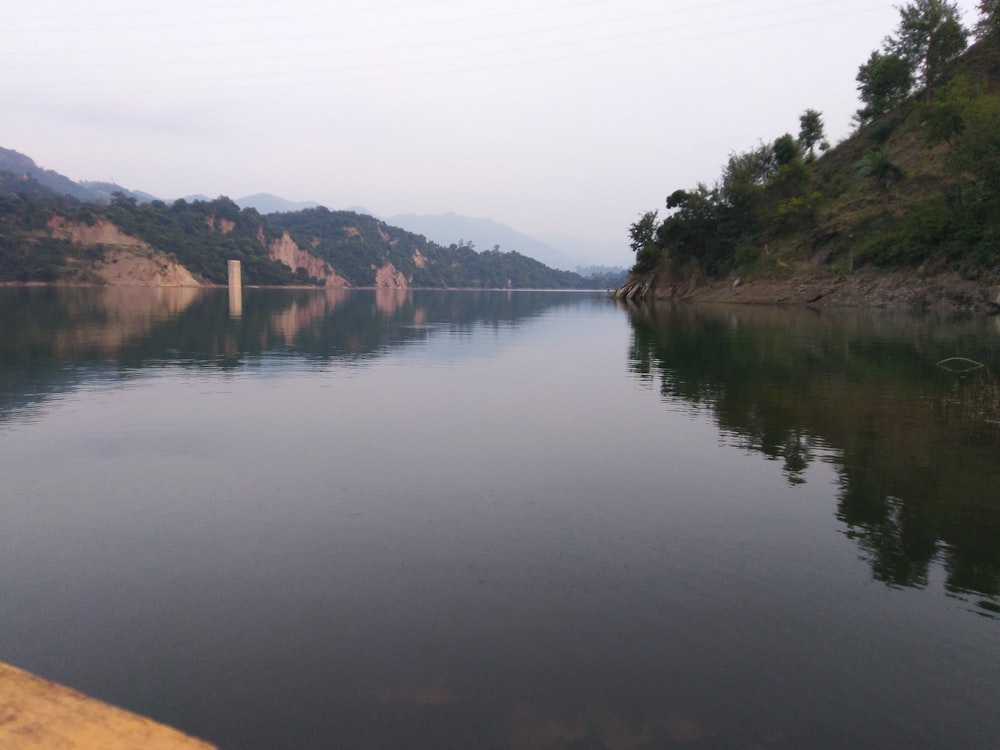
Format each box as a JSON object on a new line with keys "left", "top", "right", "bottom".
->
{"left": 1, "top": 0, "right": 985, "bottom": 265}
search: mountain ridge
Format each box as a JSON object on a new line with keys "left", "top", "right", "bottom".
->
{"left": 236, "top": 193, "right": 320, "bottom": 214}
{"left": 618, "top": 10, "right": 1000, "bottom": 309}
{"left": 0, "top": 146, "right": 617, "bottom": 274}
{"left": 0, "top": 161, "right": 600, "bottom": 289}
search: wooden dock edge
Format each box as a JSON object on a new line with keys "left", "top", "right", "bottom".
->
{"left": 0, "top": 661, "right": 216, "bottom": 750}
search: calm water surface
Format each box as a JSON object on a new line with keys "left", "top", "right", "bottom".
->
{"left": 1, "top": 287, "right": 999, "bottom": 749}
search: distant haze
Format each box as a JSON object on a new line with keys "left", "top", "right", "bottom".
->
{"left": 235, "top": 193, "right": 320, "bottom": 214}
{"left": 387, "top": 212, "right": 579, "bottom": 270}
{"left": 2, "top": 143, "right": 604, "bottom": 270}
{"left": 1, "top": 0, "right": 982, "bottom": 265}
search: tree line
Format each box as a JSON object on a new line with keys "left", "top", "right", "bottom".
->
{"left": 629, "top": 0, "right": 1000, "bottom": 280}
{"left": 0, "top": 188, "right": 600, "bottom": 289}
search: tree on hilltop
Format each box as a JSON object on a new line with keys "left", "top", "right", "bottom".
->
{"left": 889, "top": 0, "right": 968, "bottom": 90}
{"left": 628, "top": 210, "right": 659, "bottom": 272}
{"left": 976, "top": 0, "right": 1000, "bottom": 40}
{"left": 773, "top": 133, "right": 800, "bottom": 167}
{"left": 797, "top": 109, "right": 828, "bottom": 158}
{"left": 856, "top": 51, "right": 913, "bottom": 122}
{"left": 856, "top": 0, "right": 968, "bottom": 122}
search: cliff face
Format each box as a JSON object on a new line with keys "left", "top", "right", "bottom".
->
{"left": 47, "top": 217, "right": 203, "bottom": 287}
{"left": 375, "top": 263, "right": 408, "bottom": 288}
{"left": 267, "top": 231, "right": 349, "bottom": 287}
{"left": 31, "top": 217, "right": 420, "bottom": 289}
{"left": 3, "top": 187, "right": 592, "bottom": 288}
{"left": 46, "top": 217, "right": 350, "bottom": 288}
{"left": 94, "top": 249, "right": 202, "bottom": 287}
{"left": 48, "top": 217, "right": 149, "bottom": 250}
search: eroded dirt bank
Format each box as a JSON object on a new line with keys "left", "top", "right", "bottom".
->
{"left": 616, "top": 269, "right": 1000, "bottom": 314}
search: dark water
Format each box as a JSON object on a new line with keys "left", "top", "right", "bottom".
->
{"left": 1, "top": 286, "right": 999, "bottom": 749}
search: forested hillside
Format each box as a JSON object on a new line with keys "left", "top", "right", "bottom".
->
{"left": 0, "top": 167, "right": 595, "bottom": 289}
{"left": 626, "top": 0, "right": 1000, "bottom": 294}
{"left": 0, "top": 190, "right": 311, "bottom": 285}
{"left": 268, "top": 207, "right": 589, "bottom": 289}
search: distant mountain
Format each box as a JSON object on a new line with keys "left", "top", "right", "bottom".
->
{"left": 0, "top": 146, "right": 601, "bottom": 289}
{"left": 0, "top": 145, "right": 620, "bottom": 270}
{"left": 386, "top": 212, "right": 576, "bottom": 270}
{"left": 0, "top": 168, "right": 62, "bottom": 199}
{"left": 0, "top": 147, "right": 95, "bottom": 202}
{"left": 0, "top": 187, "right": 599, "bottom": 289}
{"left": 575, "top": 264, "right": 629, "bottom": 288}
{"left": 236, "top": 193, "right": 320, "bottom": 214}
{"left": 79, "top": 181, "right": 158, "bottom": 204}
{"left": 537, "top": 231, "right": 626, "bottom": 269}
{"left": 0, "top": 148, "right": 156, "bottom": 205}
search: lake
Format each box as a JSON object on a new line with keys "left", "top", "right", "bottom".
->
{"left": 1, "top": 286, "right": 999, "bottom": 749}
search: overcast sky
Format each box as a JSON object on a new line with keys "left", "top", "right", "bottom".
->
{"left": 1, "top": 0, "right": 983, "bottom": 265}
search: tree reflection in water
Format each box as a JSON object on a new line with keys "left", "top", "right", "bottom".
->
{"left": 624, "top": 301, "right": 1000, "bottom": 617}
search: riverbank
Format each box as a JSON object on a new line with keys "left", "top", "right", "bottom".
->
{"left": 615, "top": 268, "right": 1000, "bottom": 314}
{"left": 0, "top": 661, "right": 214, "bottom": 749}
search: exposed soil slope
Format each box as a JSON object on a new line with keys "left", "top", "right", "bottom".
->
{"left": 615, "top": 267, "right": 1000, "bottom": 313}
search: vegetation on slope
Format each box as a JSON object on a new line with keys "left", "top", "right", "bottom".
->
{"left": 0, "top": 187, "right": 83, "bottom": 282}
{"left": 628, "top": 0, "right": 1000, "bottom": 285}
{"left": 0, "top": 178, "right": 596, "bottom": 288}
{"left": 0, "top": 189, "right": 307, "bottom": 285}
{"left": 268, "top": 207, "right": 589, "bottom": 289}
{"left": 626, "top": 303, "right": 1000, "bottom": 615}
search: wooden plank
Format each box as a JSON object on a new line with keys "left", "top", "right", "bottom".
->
{"left": 0, "top": 662, "right": 215, "bottom": 750}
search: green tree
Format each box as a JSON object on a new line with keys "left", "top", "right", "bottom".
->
{"left": 856, "top": 51, "right": 913, "bottom": 122}
{"left": 657, "top": 183, "right": 722, "bottom": 271}
{"left": 889, "top": 0, "right": 968, "bottom": 90}
{"left": 665, "top": 189, "right": 688, "bottom": 209}
{"left": 919, "top": 75, "right": 1000, "bottom": 210}
{"left": 719, "top": 143, "right": 775, "bottom": 216}
{"left": 857, "top": 147, "right": 905, "bottom": 210}
{"left": 919, "top": 74, "right": 978, "bottom": 144}
{"left": 628, "top": 210, "right": 659, "bottom": 255}
{"left": 798, "top": 109, "right": 827, "bottom": 158}
{"left": 773, "top": 133, "right": 800, "bottom": 167}
{"left": 976, "top": 0, "right": 1000, "bottom": 39}
{"left": 948, "top": 92, "right": 1000, "bottom": 212}
{"left": 628, "top": 210, "right": 660, "bottom": 272}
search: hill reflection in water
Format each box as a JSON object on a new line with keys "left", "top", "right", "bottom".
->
{"left": 2, "top": 287, "right": 999, "bottom": 749}
{"left": 624, "top": 301, "right": 1000, "bottom": 617}
{"left": 0, "top": 286, "right": 589, "bottom": 421}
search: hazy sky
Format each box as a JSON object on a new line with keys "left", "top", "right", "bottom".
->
{"left": 2, "top": 0, "right": 983, "bottom": 264}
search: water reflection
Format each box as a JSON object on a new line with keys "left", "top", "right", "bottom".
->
{"left": 623, "top": 302, "right": 1000, "bottom": 617}
{"left": 0, "top": 287, "right": 593, "bottom": 425}
{"left": 0, "top": 286, "right": 587, "bottom": 362}
{"left": 228, "top": 283, "right": 242, "bottom": 319}
{"left": 4, "top": 288, "right": 1000, "bottom": 748}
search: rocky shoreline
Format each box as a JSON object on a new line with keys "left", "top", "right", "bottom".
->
{"left": 614, "top": 268, "right": 1000, "bottom": 314}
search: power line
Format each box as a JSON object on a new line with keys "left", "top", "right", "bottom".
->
{"left": 0, "top": 0, "right": 470, "bottom": 21}
{"left": 4, "top": 0, "right": 814, "bottom": 69}
{"left": 0, "top": 0, "right": 619, "bottom": 33}
{"left": 1, "top": 4, "right": 893, "bottom": 96}
{"left": 1, "top": 0, "right": 886, "bottom": 76}
{"left": 0, "top": 0, "right": 883, "bottom": 48}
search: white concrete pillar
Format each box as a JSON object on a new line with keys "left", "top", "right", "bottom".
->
{"left": 228, "top": 260, "right": 242, "bottom": 318}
